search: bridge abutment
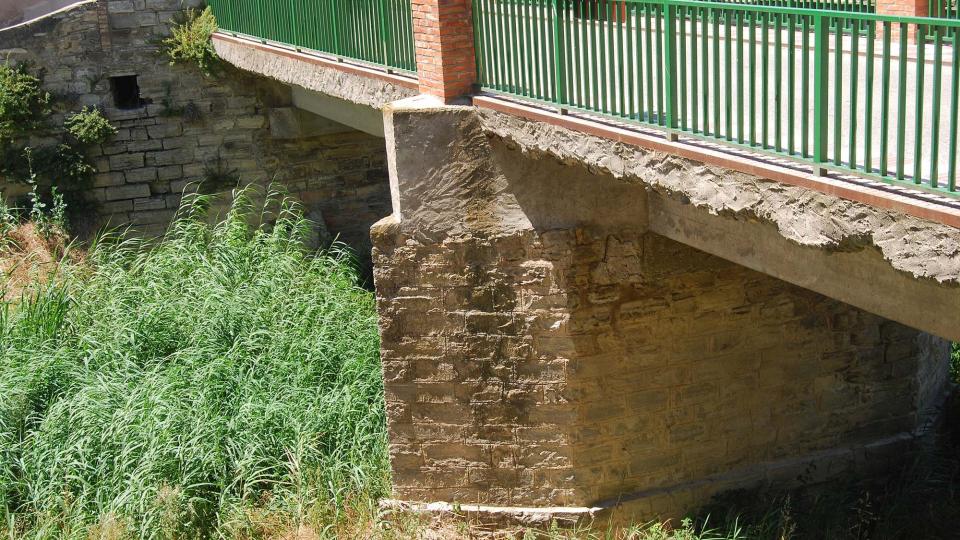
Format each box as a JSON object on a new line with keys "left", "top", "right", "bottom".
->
{"left": 373, "top": 97, "right": 954, "bottom": 526}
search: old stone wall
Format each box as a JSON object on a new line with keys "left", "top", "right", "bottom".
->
{"left": 373, "top": 98, "right": 953, "bottom": 523}
{"left": 0, "top": 0, "right": 391, "bottom": 265}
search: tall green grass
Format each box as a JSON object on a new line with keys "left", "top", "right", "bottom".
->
{"left": 0, "top": 190, "right": 386, "bottom": 539}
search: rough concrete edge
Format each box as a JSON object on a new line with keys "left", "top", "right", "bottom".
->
{"left": 473, "top": 100, "right": 960, "bottom": 285}
{"left": 0, "top": 0, "right": 94, "bottom": 35}
{"left": 379, "top": 499, "right": 605, "bottom": 528}
{"left": 380, "top": 431, "right": 915, "bottom": 528}
{"left": 212, "top": 34, "right": 418, "bottom": 110}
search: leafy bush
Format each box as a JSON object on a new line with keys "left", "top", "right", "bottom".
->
{"left": 0, "top": 63, "right": 51, "bottom": 142}
{"left": 161, "top": 6, "right": 220, "bottom": 76}
{"left": 0, "top": 190, "right": 386, "bottom": 538}
{"left": 65, "top": 106, "right": 117, "bottom": 145}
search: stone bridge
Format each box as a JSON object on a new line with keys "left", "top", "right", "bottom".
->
{"left": 7, "top": 0, "right": 958, "bottom": 529}
{"left": 213, "top": 17, "right": 960, "bottom": 523}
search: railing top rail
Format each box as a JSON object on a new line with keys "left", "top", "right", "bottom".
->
{"left": 623, "top": 0, "right": 960, "bottom": 26}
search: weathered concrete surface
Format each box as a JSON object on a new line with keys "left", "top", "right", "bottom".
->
{"left": 477, "top": 108, "right": 960, "bottom": 343}
{"left": 372, "top": 97, "right": 954, "bottom": 525}
{"left": 212, "top": 35, "right": 418, "bottom": 111}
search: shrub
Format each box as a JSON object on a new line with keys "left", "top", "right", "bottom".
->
{"left": 0, "top": 189, "right": 386, "bottom": 537}
{"left": 161, "top": 6, "right": 220, "bottom": 76}
{"left": 64, "top": 106, "right": 117, "bottom": 145}
{"left": 0, "top": 63, "right": 51, "bottom": 142}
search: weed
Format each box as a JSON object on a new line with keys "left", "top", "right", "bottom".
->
{"left": 64, "top": 106, "right": 117, "bottom": 146}
{"left": 161, "top": 7, "right": 220, "bottom": 77}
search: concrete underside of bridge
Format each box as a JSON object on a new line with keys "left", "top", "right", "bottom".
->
{"left": 372, "top": 96, "right": 960, "bottom": 526}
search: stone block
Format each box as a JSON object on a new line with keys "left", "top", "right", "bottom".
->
{"left": 125, "top": 167, "right": 158, "bottom": 183}
{"left": 108, "top": 153, "right": 145, "bottom": 170}
{"left": 105, "top": 184, "right": 150, "bottom": 201}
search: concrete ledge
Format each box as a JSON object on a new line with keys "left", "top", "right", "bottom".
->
{"left": 212, "top": 33, "right": 419, "bottom": 110}
{"left": 472, "top": 95, "right": 960, "bottom": 230}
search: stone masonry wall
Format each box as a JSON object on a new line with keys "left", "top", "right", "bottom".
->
{"left": 374, "top": 221, "right": 950, "bottom": 515}
{"left": 373, "top": 99, "right": 952, "bottom": 522}
{"left": 0, "top": 0, "right": 391, "bottom": 264}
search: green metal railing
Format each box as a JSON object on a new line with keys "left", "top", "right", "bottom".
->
{"left": 207, "top": 0, "right": 417, "bottom": 73}
{"left": 473, "top": 0, "right": 960, "bottom": 197}
{"left": 929, "top": 0, "right": 960, "bottom": 19}
{"left": 703, "top": 0, "right": 874, "bottom": 13}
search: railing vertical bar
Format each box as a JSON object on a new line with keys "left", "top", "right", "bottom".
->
{"left": 523, "top": 0, "right": 533, "bottom": 97}
{"left": 733, "top": 10, "right": 742, "bottom": 142}
{"left": 691, "top": 7, "right": 699, "bottom": 131}
{"left": 724, "top": 10, "right": 733, "bottom": 141}
{"left": 713, "top": 7, "right": 721, "bottom": 135}
{"left": 864, "top": 20, "right": 875, "bottom": 172}
{"left": 594, "top": 1, "right": 603, "bottom": 111}
{"left": 930, "top": 27, "right": 943, "bottom": 187}
{"left": 848, "top": 21, "right": 859, "bottom": 170}
{"left": 628, "top": 3, "right": 636, "bottom": 120}
{"left": 813, "top": 13, "right": 829, "bottom": 173}
{"left": 646, "top": 6, "right": 656, "bottom": 121}
{"left": 774, "top": 12, "right": 782, "bottom": 152}
{"left": 702, "top": 7, "right": 710, "bottom": 134}
{"left": 880, "top": 22, "right": 892, "bottom": 176}
{"left": 617, "top": 2, "right": 626, "bottom": 116}
{"left": 656, "top": 6, "right": 665, "bottom": 124}
{"left": 896, "top": 24, "right": 908, "bottom": 180}
{"left": 832, "top": 17, "right": 841, "bottom": 165}
{"left": 752, "top": 11, "right": 758, "bottom": 146}
{"left": 555, "top": 0, "right": 566, "bottom": 105}
{"left": 679, "top": 6, "right": 688, "bottom": 129}
{"left": 801, "top": 15, "right": 810, "bottom": 156}
{"left": 665, "top": 3, "right": 679, "bottom": 134}
{"left": 949, "top": 29, "right": 960, "bottom": 191}
{"left": 762, "top": 11, "right": 769, "bottom": 148}
{"left": 788, "top": 13, "right": 796, "bottom": 154}
{"left": 912, "top": 24, "right": 926, "bottom": 184}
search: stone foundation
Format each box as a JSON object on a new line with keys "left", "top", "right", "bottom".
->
{"left": 372, "top": 97, "right": 953, "bottom": 525}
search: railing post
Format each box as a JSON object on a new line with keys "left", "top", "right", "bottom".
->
{"left": 378, "top": 0, "right": 394, "bottom": 68}
{"left": 552, "top": 0, "right": 566, "bottom": 105}
{"left": 332, "top": 0, "right": 343, "bottom": 58}
{"left": 663, "top": 1, "right": 679, "bottom": 141}
{"left": 813, "top": 13, "right": 829, "bottom": 176}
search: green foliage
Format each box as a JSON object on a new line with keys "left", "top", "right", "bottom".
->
{"left": 952, "top": 343, "right": 959, "bottom": 382}
{"left": 0, "top": 190, "right": 385, "bottom": 538}
{"left": 0, "top": 63, "right": 51, "bottom": 142}
{"left": 161, "top": 7, "right": 220, "bottom": 77}
{"left": 64, "top": 106, "right": 117, "bottom": 145}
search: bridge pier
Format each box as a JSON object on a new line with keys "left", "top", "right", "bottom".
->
{"left": 372, "top": 97, "right": 953, "bottom": 526}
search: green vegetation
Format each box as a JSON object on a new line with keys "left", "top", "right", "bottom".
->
{"left": 0, "top": 191, "right": 386, "bottom": 538}
{"left": 64, "top": 106, "right": 117, "bottom": 146}
{"left": 0, "top": 63, "right": 116, "bottom": 225}
{"left": 161, "top": 7, "right": 220, "bottom": 77}
{"left": 0, "top": 63, "right": 50, "bottom": 142}
{"left": 1, "top": 190, "right": 958, "bottom": 539}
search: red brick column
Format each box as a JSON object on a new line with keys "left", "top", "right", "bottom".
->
{"left": 876, "top": 0, "right": 929, "bottom": 41}
{"left": 411, "top": 0, "right": 477, "bottom": 103}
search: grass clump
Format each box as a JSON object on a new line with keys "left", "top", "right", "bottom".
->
{"left": 161, "top": 7, "right": 220, "bottom": 77}
{"left": 64, "top": 106, "right": 117, "bottom": 146}
{"left": 0, "top": 190, "right": 386, "bottom": 538}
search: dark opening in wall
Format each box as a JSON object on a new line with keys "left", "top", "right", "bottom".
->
{"left": 110, "top": 75, "right": 143, "bottom": 109}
